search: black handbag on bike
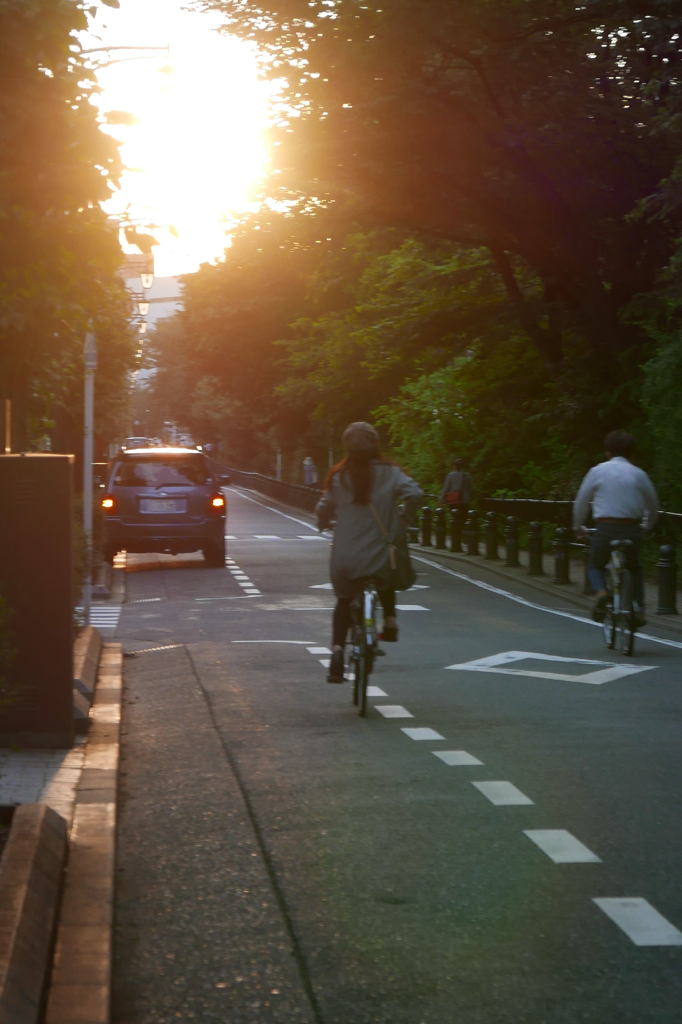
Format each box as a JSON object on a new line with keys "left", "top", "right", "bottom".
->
{"left": 370, "top": 504, "right": 416, "bottom": 591}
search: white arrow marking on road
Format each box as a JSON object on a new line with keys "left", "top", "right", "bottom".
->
{"left": 309, "top": 583, "right": 334, "bottom": 589}
{"left": 446, "top": 650, "right": 655, "bottom": 685}
{"left": 593, "top": 898, "right": 682, "bottom": 946}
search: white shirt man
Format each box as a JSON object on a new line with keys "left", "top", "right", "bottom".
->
{"left": 573, "top": 430, "right": 659, "bottom": 624}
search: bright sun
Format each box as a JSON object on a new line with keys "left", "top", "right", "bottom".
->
{"left": 85, "top": 0, "right": 270, "bottom": 276}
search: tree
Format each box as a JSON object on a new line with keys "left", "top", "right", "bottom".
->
{"left": 276, "top": 231, "right": 530, "bottom": 444}
{"left": 202, "top": 0, "right": 681, "bottom": 375}
{"left": 148, "top": 213, "right": 317, "bottom": 468}
{"left": 0, "top": 0, "right": 134, "bottom": 451}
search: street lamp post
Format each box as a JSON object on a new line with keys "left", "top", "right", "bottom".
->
{"left": 82, "top": 329, "right": 97, "bottom": 624}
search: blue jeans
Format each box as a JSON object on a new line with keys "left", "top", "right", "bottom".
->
{"left": 589, "top": 522, "right": 644, "bottom": 607}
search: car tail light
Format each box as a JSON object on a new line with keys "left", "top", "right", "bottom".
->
{"left": 209, "top": 493, "right": 226, "bottom": 512}
{"left": 100, "top": 495, "right": 116, "bottom": 512}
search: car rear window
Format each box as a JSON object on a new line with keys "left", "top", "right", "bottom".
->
{"left": 113, "top": 456, "right": 210, "bottom": 487}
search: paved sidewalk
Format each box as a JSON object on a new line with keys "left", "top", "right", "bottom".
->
{"left": 0, "top": 744, "right": 86, "bottom": 825}
{"left": 0, "top": 575, "right": 124, "bottom": 1024}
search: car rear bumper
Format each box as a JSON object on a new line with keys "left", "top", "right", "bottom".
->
{"left": 103, "top": 518, "right": 225, "bottom": 554}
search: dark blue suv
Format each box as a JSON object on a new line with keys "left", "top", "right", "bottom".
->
{"left": 101, "top": 447, "right": 229, "bottom": 566}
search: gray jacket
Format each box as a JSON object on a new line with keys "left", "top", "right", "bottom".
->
{"left": 316, "top": 461, "right": 424, "bottom": 597}
{"left": 439, "top": 469, "right": 473, "bottom": 506}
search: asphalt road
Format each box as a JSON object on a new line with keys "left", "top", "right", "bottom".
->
{"left": 112, "top": 485, "right": 682, "bottom": 1024}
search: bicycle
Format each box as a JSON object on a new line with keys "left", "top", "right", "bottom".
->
{"left": 602, "top": 538, "right": 636, "bottom": 657}
{"left": 349, "top": 580, "right": 380, "bottom": 716}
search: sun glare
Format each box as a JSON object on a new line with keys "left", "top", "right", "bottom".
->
{"left": 86, "top": 1, "right": 271, "bottom": 276}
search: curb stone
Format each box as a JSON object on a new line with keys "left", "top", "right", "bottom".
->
{"left": 44, "top": 641, "right": 122, "bottom": 1024}
{"left": 73, "top": 628, "right": 103, "bottom": 734}
{"left": 0, "top": 804, "right": 68, "bottom": 1024}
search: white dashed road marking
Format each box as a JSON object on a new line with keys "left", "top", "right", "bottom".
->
{"left": 375, "top": 705, "right": 414, "bottom": 719}
{"left": 432, "top": 750, "right": 484, "bottom": 766}
{"left": 524, "top": 829, "right": 601, "bottom": 864}
{"left": 401, "top": 727, "right": 445, "bottom": 741}
{"left": 593, "top": 898, "right": 682, "bottom": 946}
{"left": 472, "top": 780, "right": 534, "bottom": 806}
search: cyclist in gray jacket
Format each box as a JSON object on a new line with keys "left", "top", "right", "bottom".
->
{"left": 316, "top": 422, "right": 423, "bottom": 682}
{"left": 573, "top": 430, "right": 659, "bottom": 625}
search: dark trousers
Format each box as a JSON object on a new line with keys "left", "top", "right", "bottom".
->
{"left": 332, "top": 586, "right": 396, "bottom": 647}
{"left": 589, "top": 522, "right": 644, "bottom": 606}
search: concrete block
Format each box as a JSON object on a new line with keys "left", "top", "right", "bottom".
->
{"left": 0, "top": 804, "right": 67, "bottom": 1024}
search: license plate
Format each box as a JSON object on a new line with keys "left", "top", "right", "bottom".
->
{"left": 139, "top": 497, "right": 187, "bottom": 514}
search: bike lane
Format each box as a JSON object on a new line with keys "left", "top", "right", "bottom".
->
{"left": 112, "top": 487, "right": 682, "bottom": 1024}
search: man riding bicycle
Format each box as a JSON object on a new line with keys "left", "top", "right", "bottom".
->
{"left": 573, "top": 430, "right": 659, "bottom": 626}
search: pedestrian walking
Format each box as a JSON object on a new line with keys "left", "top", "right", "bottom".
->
{"left": 439, "top": 457, "right": 473, "bottom": 546}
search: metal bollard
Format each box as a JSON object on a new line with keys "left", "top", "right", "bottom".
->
{"left": 420, "top": 505, "right": 432, "bottom": 547}
{"left": 434, "top": 506, "right": 447, "bottom": 548}
{"left": 463, "top": 511, "right": 480, "bottom": 555}
{"left": 552, "top": 527, "right": 570, "bottom": 584}
{"left": 450, "top": 507, "right": 464, "bottom": 552}
{"left": 656, "top": 544, "right": 678, "bottom": 615}
{"left": 484, "top": 511, "right": 498, "bottom": 559}
{"left": 504, "top": 516, "right": 519, "bottom": 567}
{"left": 527, "top": 521, "right": 543, "bottom": 575}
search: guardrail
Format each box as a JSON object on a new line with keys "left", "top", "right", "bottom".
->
{"left": 225, "top": 469, "right": 679, "bottom": 615}
{"left": 415, "top": 502, "right": 678, "bottom": 616}
{"left": 225, "top": 467, "right": 322, "bottom": 513}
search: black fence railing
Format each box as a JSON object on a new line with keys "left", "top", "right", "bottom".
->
{"left": 226, "top": 470, "right": 679, "bottom": 615}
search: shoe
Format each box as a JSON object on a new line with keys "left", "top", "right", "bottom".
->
{"left": 327, "top": 649, "right": 345, "bottom": 683}
{"left": 591, "top": 594, "right": 608, "bottom": 623}
{"left": 381, "top": 617, "right": 399, "bottom": 642}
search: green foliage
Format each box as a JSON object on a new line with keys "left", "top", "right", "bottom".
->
{"left": 0, "top": 0, "right": 135, "bottom": 451}
{"left": 375, "top": 337, "right": 567, "bottom": 497}
{"left": 205, "top": 0, "right": 681, "bottom": 368}
{"left": 149, "top": 0, "right": 680, "bottom": 500}
{"left": 633, "top": 236, "right": 682, "bottom": 509}
{"left": 277, "top": 233, "right": 530, "bottom": 447}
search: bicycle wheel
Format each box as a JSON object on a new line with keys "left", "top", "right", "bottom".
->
{"left": 356, "top": 646, "right": 369, "bottom": 717}
{"left": 602, "top": 604, "right": 616, "bottom": 649}
{"left": 614, "top": 570, "right": 635, "bottom": 656}
{"left": 350, "top": 627, "right": 360, "bottom": 706}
